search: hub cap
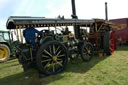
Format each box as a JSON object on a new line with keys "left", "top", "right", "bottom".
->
{"left": 0, "top": 48, "right": 8, "bottom": 60}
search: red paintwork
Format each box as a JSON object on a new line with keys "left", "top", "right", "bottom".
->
{"left": 110, "top": 18, "right": 128, "bottom": 43}
{"left": 110, "top": 32, "right": 114, "bottom": 54}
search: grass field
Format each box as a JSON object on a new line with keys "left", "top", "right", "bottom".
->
{"left": 0, "top": 46, "right": 128, "bottom": 85}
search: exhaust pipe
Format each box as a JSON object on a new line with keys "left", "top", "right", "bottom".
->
{"left": 105, "top": 2, "right": 108, "bottom": 21}
{"left": 71, "top": 0, "right": 78, "bottom": 19}
{"left": 71, "top": 0, "right": 80, "bottom": 39}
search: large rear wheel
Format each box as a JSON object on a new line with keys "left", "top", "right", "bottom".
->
{"left": 0, "top": 44, "right": 10, "bottom": 62}
{"left": 36, "top": 41, "right": 68, "bottom": 75}
{"left": 104, "top": 32, "right": 114, "bottom": 55}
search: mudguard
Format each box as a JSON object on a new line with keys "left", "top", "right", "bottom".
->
{"left": 40, "top": 36, "right": 54, "bottom": 45}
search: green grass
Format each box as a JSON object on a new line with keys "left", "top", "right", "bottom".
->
{"left": 0, "top": 46, "right": 128, "bottom": 85}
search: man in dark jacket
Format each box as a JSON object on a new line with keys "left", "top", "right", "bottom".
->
{"left": 23, "top": 27, "right": 40, "bottom": 45}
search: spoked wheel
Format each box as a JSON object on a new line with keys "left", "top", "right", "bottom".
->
{"left": 81, "top": 42, "right": 94, "bottom": 62}
{"left": 36, "top": 41, "right": 68, "bottom": 75}
{"left": 104, "top": 32, "right": 115, "bottom": 55}
{"left": 0, "top": 44, "right": 10, "bottom": 62}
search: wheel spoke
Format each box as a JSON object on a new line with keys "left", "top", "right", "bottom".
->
{"left": 57, "top": 50, "right": 62, "bottom": 56}
{"left": 41, "top": 59, "right": 52, "bottom": 63}
{"left": 83, "top": 52, "right": 88, "bottom": 55}
{"left": 42, "top": 55, "right": 50, "bottom": 58}
{"left": 49, "top": 46, "right": 52, "bottom": 53}
{"left": 47, "top": 65, "right": 51, "bottom": 71}
{"left": 55, "top": 46, "right": 60, "bottom": 54}
{"left": 84, "top": 47, "right": 87, "bottom": 50}
{"left": 84, "top": 48, "right": 88, "bottom": 52}
{"left": 88, "top": 46, "right": 91, "bottom": 50}
{"left": 53, "top": 45, "right": 56, "bottom": 54}
{"left": 44, "top": 61, "right": 50, "bottom": 69}
{"left": 57, "top": 58, "right": 62, "bottom": 61}
{"left": 44, "top": 49, "right": 52, "bottom": 57}
{"left": 57, "top": 54, "right": 65, "bottom": 58}
{"left": 56, "top": 61, "right": 63, "bottom": 67}
{"left": 52, "top": 62, "right": 55, "bottom": 72}
{"left": 83, "top": 48, "right": 88, "bottom": 54}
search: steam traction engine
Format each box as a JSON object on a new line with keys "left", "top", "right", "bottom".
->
{"left": 6, "top": 0, "right": 116, "bottom": 75}
{"left": 6, "top": 16, "right": 95, "bottom": 75}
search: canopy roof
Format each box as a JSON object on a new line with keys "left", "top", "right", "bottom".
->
{"left": 6, "top": 16, "right": 105, "bottom": 29}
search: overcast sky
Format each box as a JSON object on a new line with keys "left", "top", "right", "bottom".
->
{"left": 0, "top": 0, "right": 128, "bottom": 30}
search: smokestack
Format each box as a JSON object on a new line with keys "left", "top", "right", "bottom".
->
{"left": 105, "top": 2, "right": 108, "bottom": 21}
{"left": 71, "top": 0, "right": 78, "bottom": 19}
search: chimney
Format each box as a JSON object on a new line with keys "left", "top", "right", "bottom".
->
{"left": 71, "top": 0, "right": 78, "bottom": 19}
{"left": 105, "top": 2, "right": 108, "bottom": 21}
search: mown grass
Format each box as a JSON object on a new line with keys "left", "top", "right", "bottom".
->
{"left": 0, "top": 46, "right": 128, "bottom": 85}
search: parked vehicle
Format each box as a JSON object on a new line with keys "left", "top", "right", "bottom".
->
{"left": 6, "top": 0, "right": 118, "bottom": 75}
{"left": 110, "top": 18, "right": 128, "bottom": 45}
{"left": 0, "top": 30, "right": 15, "bottom": 62}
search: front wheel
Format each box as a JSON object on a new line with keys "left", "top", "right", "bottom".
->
{"left": 80, "top": 42, "right": 94, "bottom": 62}
{"left": 36, "top": 41, "right": 68, "bottom": 75}
{"left": 0, "top": 44, "right": 10, "bottom": 62}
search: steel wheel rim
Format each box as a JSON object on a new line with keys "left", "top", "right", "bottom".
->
{"left": 0, "top": 47, "right": 8, "bottom": 60}
{"left": 41, "top": 43, "right": 66, "bottom": 73}
{"left": 109, "top": 32, "right": 114, "bottom": 54}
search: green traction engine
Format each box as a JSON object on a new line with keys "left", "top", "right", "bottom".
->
{"left": 6, "top": 16, "right": 94, "bottom": 75}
